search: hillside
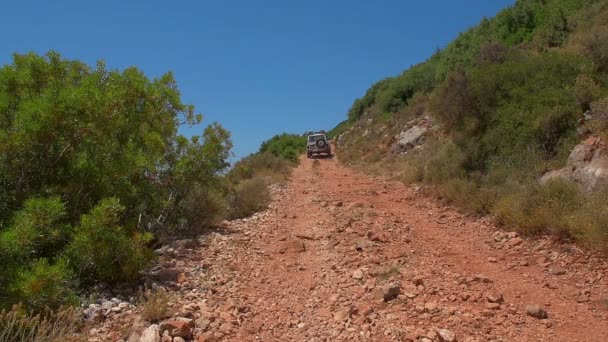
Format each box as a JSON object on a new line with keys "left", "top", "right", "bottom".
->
{"left": 333, "top": 0, "right": 608, "bottom": 250}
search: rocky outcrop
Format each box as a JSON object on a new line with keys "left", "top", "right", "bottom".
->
{"left": 541, "top": 137, "right": 608, "bottom": 191}
{"left": 389, "top": 116, "right": 435, "bottom": 154}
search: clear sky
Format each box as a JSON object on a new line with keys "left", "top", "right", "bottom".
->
{"left": 1, "top": 0, "right": 514, "bottom": 160}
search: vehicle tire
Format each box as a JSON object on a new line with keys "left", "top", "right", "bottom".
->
{"left": 307, "top": 151, "right": 312, "bottom": 159}
{"left": 316, "top": 139, "right": 326, "bottom": 148}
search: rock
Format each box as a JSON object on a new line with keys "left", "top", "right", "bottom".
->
{"left": 333, "top": 307, "right": 353, "bottom": 322}
{"left": 127, "top": 332, "right": 141, "bottom": 342}
{"left": 390, "top": 125, "right": 428, "bottom": 154}
{"left": 296, "top": 232, "right": 315, "bottom": 240}
{"left": 540, "top": 137, "right": 608, "bottom": 191}
{"left": 173, "top": 338, "right": 186, "bottom": 342}
{"left": 486, "top": 292, "right": 504, "bottom": 303}
{"left": 437, "top": 328, "right": 456, "bottom": 342}
{"left": 159, "top": 318, "right": 194, "bottom": 338}
{"left": 376, "top": 282, "right": 401, "bottom": 302}
{"left": 279, "top": 240, "right": 306, "bottom": 254}
{"left": 352, "top": 269, "right": 364, "bottom": 280}
{"left": 526, "top": 305, "right": 548, "bottom": 319}
{"left": 157, "top": 268, "right": 181, "bottom": 282}
{"left": 425, "top": 301, "right": 439, "bottom": 313}
{"left": 549, "top": 266, "right": 567, "bottom": 276}
{"left": 508, "top": 238, "right": 523, "bottom": 247}
{"left": 84, "top": 304, "right": 104, "bottom": 322}
{"left": 139, "top": 325, "right": 161, "bottom": 342}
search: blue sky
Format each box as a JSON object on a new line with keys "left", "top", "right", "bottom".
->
{"left": 1, "top": 0, "right": 514, "bottom": 160}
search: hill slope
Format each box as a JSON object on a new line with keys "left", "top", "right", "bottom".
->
{"left": 333, "top": 0, "right": 608, "bottom": 250}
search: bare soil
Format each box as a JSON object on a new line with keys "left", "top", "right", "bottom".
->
{"left": 92, "top": 156, "right": 608, "bottom": 342}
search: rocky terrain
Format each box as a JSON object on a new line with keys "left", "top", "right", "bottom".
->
{"left": 88, "top": 156, "right": 608, "bottom": 342}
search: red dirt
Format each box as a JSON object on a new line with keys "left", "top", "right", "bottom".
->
{"left": 91, "top": 156, "right": 608, "bottom": 342}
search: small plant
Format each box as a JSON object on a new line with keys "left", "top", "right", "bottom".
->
{"left": 138, "top": 288, "right": 171, "bottom": 323}
{"left": 0, "top": 304, "right": 85, "bottom": 342}
{"left": 228, "top": 178, "right": 271, "bottom": 219}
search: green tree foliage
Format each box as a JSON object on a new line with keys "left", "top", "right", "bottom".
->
{"left": 259, "top": 133, "right": 306, "bottom": 162}
{"left": 344, "top": 0, "right": 600, "bottom": 122}
{"left": 0, "top": 52, "right": 232, "bottom": 308}
{"left": 334, "top": 0, "right": 608, "bottom": 250}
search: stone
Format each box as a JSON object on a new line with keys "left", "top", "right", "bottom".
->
{"left": 508, "top": 238, "right": 523, "bottom": 247}
{"left": 549, "top": 266, "right": 567, "bottom": 276}
{"left": 540, "top": 138, "right": 608, "bottom": 191}
{"left": 437, "top": 328, "right": 456, "bottom": 342}
{"left": 526, "top": 305, "right": 548, "bottom": 319}
{"left": 157, "top": 268, "right": 180, "bottom": 282}
{"left": 279, "top": 240, "right": 306, "bottom": 254}
{"left": 139, "top": 325, "right": 161, "bottom": 342}
{"left": 375, "top": 282, "right": 400, "bottom": 302}
{"left": 352, "top": 269, "right": 364, "bottom": 280}
{"left": 486, "top": 292, "right": 504, "bottom": 303}
{"left": 159, "top": 318, "right": 194, "bottom": 338}
{"left": 390, "top": 125, "right": 428, "bottom": 154}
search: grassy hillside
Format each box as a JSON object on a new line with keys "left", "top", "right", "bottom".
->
{"left": 335, "top": 0, "right": 608, "bottom": 250}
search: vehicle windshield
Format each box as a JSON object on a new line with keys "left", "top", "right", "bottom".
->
{"left": 308, "top": 135, "right": 325, "bottom": 142}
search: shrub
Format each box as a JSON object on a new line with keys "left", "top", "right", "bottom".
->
{"left": 179, "top": 187, "right": 227, "bottom": 234}
{"left": 138, "top": 288, "right": 171, "bottom": 323}
{"left": 575, "top": 74, "right": 601, "bottom": 111}
{"left": 493, "top": 179, "right": 581, "bottom": 237}
{"left": 0, "top": 197, "right": 69, "bottom": 260}
{"left": 65, "top": 198, "right": 153, "bottom": 285}
{"left": 0, "top": 304, "right": 84, "bottom": 342}
{"left": 429, "top": 67, "right": 478, "bottom": 133}
{"left": 423, "top": 142, "right": 468, "bottom": 184}
{"left": 259, "top": 134, "right": 306, "bottom": 162}
{"left": 11, "top": 258, "right": 77, "bottom": 310}
{"left": 475, "top": 41, "right": 507, "bottom": 66}
{"left": 230, "top": 152, "right": 294, "bottom": 184}
{"left": 228, "top": 178, "right": 271, "bottom": 219}
{"left": 582, "top": 26, "right": 608, "bottom": 72}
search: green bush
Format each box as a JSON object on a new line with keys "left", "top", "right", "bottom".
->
{"left": 259, "top": 133, "right": 306, "bottom": 162}
{"left": 179, "top": 187, "right": 227, "bottom": 234}
{"left": 230, "top": 151, "right": 295, "bottom": 184}
{"left": 423, "top": 142, "right": 468, "bottom": 184}
{"left": 11, "top": 258, "right": 77, "bottom": 310}
{"left": 228, "top": 178, "right": 271, "bottom": 219}
{"left": 65, "top": 198, "right": 153, "bottom": 284}
{"left": 0, "top": 197, "right": 69, "bottom": 260}
{"left": 0, "top": 52, "right": 233, "bottom": 309}
{"left": 575, "top": 74, "right": 602, "bottom": 111}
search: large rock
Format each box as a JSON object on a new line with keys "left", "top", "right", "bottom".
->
{"left": 139, "top": 325, "right": 161, "bottom": 342}
{"left": 390, "top": 125, "right": 428, "bottom": 154}
{"left": 159, "top": 318, "right": 195, "bottom": 338}
{"left": 541, "top": 137, "right": 608, "bottom": 191}
{"left": 526, "top": 305, "right": 548, "bottom": 319}
{"left": 375, "top": 282, "right": 401, "bottom": 302}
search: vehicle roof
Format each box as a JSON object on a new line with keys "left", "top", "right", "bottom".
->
{"left": 308, "top": 133, "right": 326, "bottom": 137}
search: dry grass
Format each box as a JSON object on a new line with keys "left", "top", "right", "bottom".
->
{"left": 138, "top": 288, "right": 172, "bottom": 323}
{"left": 0, "top": 304, "right": 85, "bottom": 342}
{"left": 228, "top": 177, "right": 271, "bottom": 219}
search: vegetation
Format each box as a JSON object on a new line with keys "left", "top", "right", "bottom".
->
{"left": 259, "top": 133, "right": 306, "bottom": 162}
{"left": 227, "top": 133, "right": 305, "bottom": 218}
{"left": 138, "top": 288, "right": 171, "bottom": 323}
{"left": 335, "top": 0, "right": 608, "bottom": 252}
{"left": 0, "top": 52, "right": 232, "bottom": 309}
{"left": 0, "top": 304, "right": 84, "bottom": 342}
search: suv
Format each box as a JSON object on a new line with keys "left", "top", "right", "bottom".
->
{"left": 306, "top": 131, "right": 331, "bottom": 158}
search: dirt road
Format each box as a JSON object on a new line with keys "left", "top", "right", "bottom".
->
{"left": 95, "top": 156, "right": 608, "bottom": 341}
